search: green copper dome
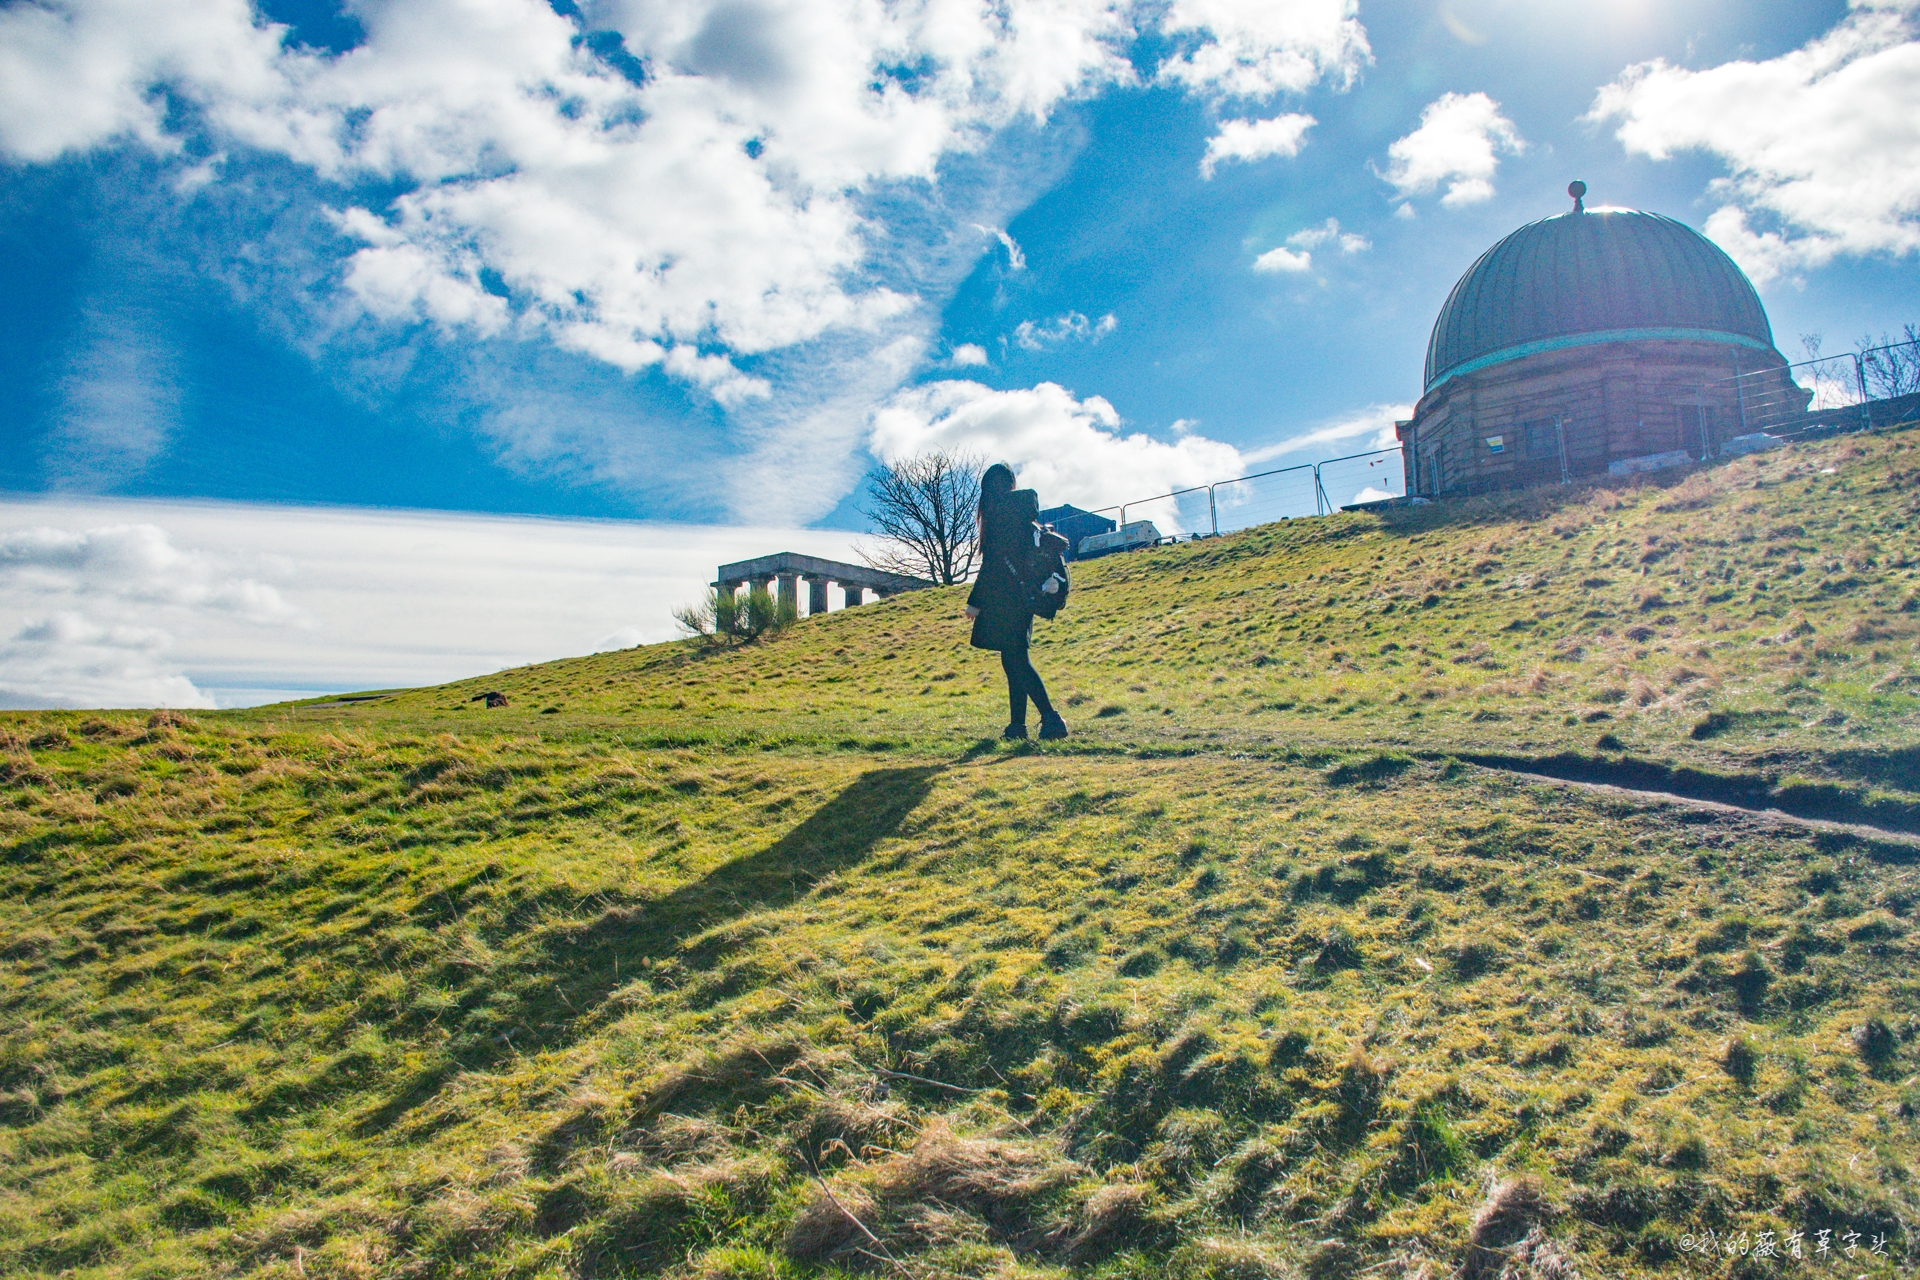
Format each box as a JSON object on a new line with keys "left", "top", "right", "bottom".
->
{"left": 1424, "top": 207, "right": 1774, "bottom": 391}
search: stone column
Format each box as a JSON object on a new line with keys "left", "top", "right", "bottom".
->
{"left": 842, "top": 583, "right": 864, "bottom": 606}
{"left": 777, "top": 574, "right": 798, "bottom": 613}
{"left": 806, "top": 576, "right": 829, "bottom": 616}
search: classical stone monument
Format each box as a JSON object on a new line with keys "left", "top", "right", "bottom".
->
{"left": 714, "top": 553, "right": 932, "bottom": 616}
{"left": 1397, "top": 182, "right": 1802, "bottom": 496}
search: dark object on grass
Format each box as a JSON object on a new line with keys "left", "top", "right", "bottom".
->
{"left": 1314, "top": 925, "right": 1364, "bottom": 972}
{"left": 1465, "top": 1176, "right": 1561, "bottom": 1278}
{"left": 1728, "top": 949, "right": 1773, "bottom": 1014}
{"left": 1853, "top": 1015, "right": 1898, "bottom": 1066}
{"left": 470, "top": 691, "right": 509, "bottom": 708}
{"left": 1723, "top": 1036, "right": 1759, "bottom": 1085}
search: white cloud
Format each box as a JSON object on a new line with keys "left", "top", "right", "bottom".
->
{"left": 0, "top": 612, "right": 214, "bottom": 710}
{"left": 1381, "top": 91, "right": 1524, "bottom": 208}
{"left": 951, "top": 343, "right": 990, "bottom": 366}
{"left": 0, "top": 520, "right": 301, "bottom": 708}
{"left": 1254, "top": 216, "right": 1369, "bottom": 272}
{"left": 0, "top": 497, "right": 864, "bottom": 708}
{"left": 1253, "top": 246, "right": 1313, "bottom": 273}
{"left": 340, "top": 241, "right": 512, "bottom": 336}
{"left": 1588, "top": 0, "right": 1920, "bottom": 283}
{"left": 1242, "top": 402, "right": 1410, "bottom": 463}
{"left": 0, "top": 0, "right": 1387, "bottom": 526}
{"left": 0, "top": 0, "right": 1375, "bottom": 410}
{"left": 974, "top": 225, "right": 1027, "bottom": 271}
{"left": 1287, "top": 216, "right": 1369, "bottom": 254}
{"left": 0, "top": 0, "right": 287, "bottom": 161}
{"left": 1699, "top": 206, "right": 1830, "bottom": 288}
{"left": 869, "top": 380, "right": 1242, "bottom": 512}
{"left": 0, "top": 0, "right": 1130, "bottom": 404}
{"left": 1158, "top": 0, "right": 1371, "bottom": 100}
{"left": 1012, "top": 310, "right": 1117, "bottom": 351}
{"left": 1199, "top": 112, "right": 1315, "bottom": 178}
{"left": 0, "top": 523, "right": 296, "bottom": 623}
{"left": 45, "top": 297, "right": 181, "bottom": 489}
{"left": 173, "top": 151, "right": 226, "bottom": 195}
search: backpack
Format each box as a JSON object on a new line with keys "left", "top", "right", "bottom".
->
{"left": 1027, "top": 525, "right": 1071, "bottom": 619}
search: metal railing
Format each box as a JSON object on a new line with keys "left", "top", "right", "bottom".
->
{"left": 1068, "top": 334, "right": 1919, "bottom": 547}
{"left": 1084, "top": 445, "right": 1406, "bottom": 540}
{"left": 1719, "top": 336, "right": 1920, "bottom": 444}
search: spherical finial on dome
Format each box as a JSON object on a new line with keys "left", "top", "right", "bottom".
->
{"left": 1568, "top": 180, "right": 1587, "bottom": 213}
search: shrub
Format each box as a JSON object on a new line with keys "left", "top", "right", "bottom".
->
{"left": 1723, "top": 1036, "right": 1759, "bottom": 1085}
{"left": 673, "top": 585, "right": 797, "bottom": 645}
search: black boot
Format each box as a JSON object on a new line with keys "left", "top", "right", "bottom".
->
{"left": 1002, "top": 723, "right": 1029, "bottom": 740}
{"left": 1037, "top": 713, "right": 1068, "bottom": 740}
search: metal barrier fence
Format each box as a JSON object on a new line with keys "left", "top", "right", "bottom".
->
{"left": 1069, "top": 335, "right": 1918, "bottom": 548}
{"left": 1720, "top": 336, "right": 1920, "bottom": 441}
{"left": 1083, "top": 445, "right": 1407, "bottom": 540}
{"left": 1862, "top": 333, "right": 1920, "bottom": 400}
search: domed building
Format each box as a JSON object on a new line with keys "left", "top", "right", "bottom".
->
{"left": 1397, "top": 184, "right": 1800, "bottom": 496}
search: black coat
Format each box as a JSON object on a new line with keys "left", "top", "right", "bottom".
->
{"left": 967, "top": 489, "right": 1038, "bottom": 651}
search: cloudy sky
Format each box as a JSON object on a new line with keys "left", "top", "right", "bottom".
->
{"left": 2, "top": 0, "right": 1916, "bottom": 706}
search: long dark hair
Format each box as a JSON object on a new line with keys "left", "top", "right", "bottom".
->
{"left": 978, "top": 462, "right": 1016, "bottom": 533}
{"left": 979, "top": 462, "right": 1015, "bottom": 511}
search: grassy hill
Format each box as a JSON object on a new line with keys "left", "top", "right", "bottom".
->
{"left": 3, "top": 425, "right": 1918, "bottom": 1280}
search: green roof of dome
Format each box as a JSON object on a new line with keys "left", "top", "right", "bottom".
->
{"left": 1424, "top": 206, "right": 1774, "bottom": 390}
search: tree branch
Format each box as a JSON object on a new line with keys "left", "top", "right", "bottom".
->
{"left": 858, "top": 450, "right": 985, "bottom": 584}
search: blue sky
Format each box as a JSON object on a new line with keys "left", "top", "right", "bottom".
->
{"left": 1, "top": 0, "right": 1916, "bottom": 705}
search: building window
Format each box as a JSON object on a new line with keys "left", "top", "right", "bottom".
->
{"left": 1520, "top": 418, "right": 1559, "bottom": 458}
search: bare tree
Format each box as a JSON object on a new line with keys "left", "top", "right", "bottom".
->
{"left": 1858, "top": 325, "right": 1920, "bottom": 400}
{"left": 859, "top": 450, "right": 985, "bottom": 585}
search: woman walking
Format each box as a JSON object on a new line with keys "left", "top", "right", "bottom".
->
{"left": 965, "top": 463, "right": 1068, "bottom": 740}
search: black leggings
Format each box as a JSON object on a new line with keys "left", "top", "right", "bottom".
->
{"left": 1001, "top": 646, "right": 1056, "bottom": 726}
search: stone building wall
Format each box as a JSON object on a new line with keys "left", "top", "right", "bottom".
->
{"left": 1398, "top": 339, "right": 1799, "bottom": 497}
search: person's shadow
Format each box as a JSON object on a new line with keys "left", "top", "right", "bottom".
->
{"left": 353, "top": 764, "right": 941, "bottom": 1134}
{"left": 560, "top": 763, "right": 943, "bottom": 973}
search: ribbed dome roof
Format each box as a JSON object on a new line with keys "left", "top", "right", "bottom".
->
{"left": 1425, "top": 208, "right": 1773, "bottom": 390}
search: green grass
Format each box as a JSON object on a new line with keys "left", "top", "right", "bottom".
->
{"left": 2, "top": 426, "right": 1918, "bottom": 1279}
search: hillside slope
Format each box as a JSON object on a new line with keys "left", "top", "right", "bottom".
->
{"left": 3, "top": 426, "right": 1918, "bottom": 1280}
